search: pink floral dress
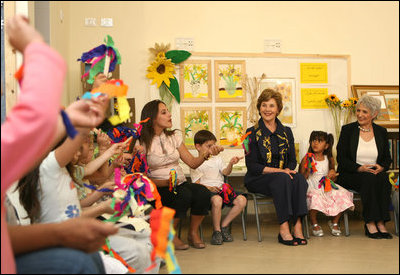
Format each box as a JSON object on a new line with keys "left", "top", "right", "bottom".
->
{"left": 306, "top": 155, "right": 354, "bottom": 216}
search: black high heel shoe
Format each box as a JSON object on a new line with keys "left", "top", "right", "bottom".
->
{"left": 277, "top": 233, "right": 298, "bottom": 246}
{"left": 364, "top": 224, "right": 382, "bottom": 239}
{"left": 376, "top": 227, "right": 393, "bottom": 239}
{"left": 293, "top": 236, "right": 308, "bottom": 245}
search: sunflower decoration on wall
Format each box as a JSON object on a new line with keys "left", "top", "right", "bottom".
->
{"left": 146, "top": 43, "right": 191, "bottom": 111}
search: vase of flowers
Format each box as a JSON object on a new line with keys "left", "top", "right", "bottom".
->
{"left": 342, "top": 97, "right": 358, "bottom": 125}
{"left": 325, "top": 94, "right": 343, "bottom": 140}
{"left": 325, "top": 94, "right": 358, "bottom": 141}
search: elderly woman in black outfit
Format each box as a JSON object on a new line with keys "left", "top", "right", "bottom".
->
{"left": 244, "top": 89, "right": 308, "bottom": 246}
{"left": 337, "top": 94, "right": 393, "bottom": 239}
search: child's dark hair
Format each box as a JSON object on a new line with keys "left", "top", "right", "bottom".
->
{"left": 16, "top": 166, "right": 41, "bottom": 223}
{"left": 194, "top": 130, "right": 216, "bottom": 145}
{"left": 15, "top": 135, "right": 67, "bottom": 223}
{"left": 307, "top": 131, "right": 334, "bottom": 158}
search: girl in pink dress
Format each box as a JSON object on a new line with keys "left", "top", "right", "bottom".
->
{"left": 299, "top": 131, "right": 354, "bottom": 237}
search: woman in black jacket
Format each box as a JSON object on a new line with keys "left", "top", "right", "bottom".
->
{"left": 337, "top": 94, "right": 392, "bottom": 239}
{"left": 244, "top": 89, "right": 308, "bottom": 246}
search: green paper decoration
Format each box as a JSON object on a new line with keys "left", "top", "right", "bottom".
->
{"left": 167, "top": 77, "right": 180, "bottom": 104}
{"left": 165, "top": 50, "right": 191, "bottom": 64}
{"left": 160, "top": 82, "right": 173, "bottom": 112}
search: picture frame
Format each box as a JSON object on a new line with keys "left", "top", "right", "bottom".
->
{"left": 180, "top": 107, "right": 213, "bottom": 149}
{"left": 215, "top": 107, "right": 247, "bottom": 148}
{"left": 351, "top": 85, "right": 399, "bottom": 128}
{"left": 179, "top": 60, "right": 212, "bottom": 102}
{"left": 215, "top": 60, "right": 246, "bottom": 102}
{"left": 260, "top": 78, "right": 296, "bottom": 127}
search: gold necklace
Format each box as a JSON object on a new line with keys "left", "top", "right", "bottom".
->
{"left": 358, "top": 126, "right": 371, "bottom": 132}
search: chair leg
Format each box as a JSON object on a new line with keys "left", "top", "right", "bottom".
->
{"left": 178, "top": 219, "right": 182, "bottom": 239}
{"left": 242, "top": 207, "right": 247, "bottom": 241}
{"left": 343, "top": 211, "right": 350, "bottom": 236}
{"left": 393, "top": 210, "right": 399, "bottom": 236}
{"left": 199, "top": 224, "right": 204, "bottom": 242}
{"left": 253, "top": 196, "right": 262, "bottom": 242}
{"left": 302, "top": 215, "right": 310, "bottom": 239}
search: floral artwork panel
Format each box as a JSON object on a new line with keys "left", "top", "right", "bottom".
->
{"left": 180, "top": 107, "right": 212, "bottom": 149}
{"left": 180, "top": 60, "right": 212, "bottom": 102}
{"left": 351, "top": 85, "right": 399, "bottom": 128}
{"left": 215, "top": 60, "right": 246, "bottom": 102}
{"left": 260, "top": 78, "right": 296, "bottom": 127}
{"left": 215, "top": 107, "right": 247, "bottom": 148}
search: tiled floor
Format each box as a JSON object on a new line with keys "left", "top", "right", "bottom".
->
{"left": 160, "top": 216, "right": 399, "bottom": 274}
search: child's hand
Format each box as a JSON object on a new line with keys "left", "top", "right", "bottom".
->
{"left": 327, "top": 169, "right": 337, "bottom": 181}
{"left": 107, "top": 143, "right": 125, "bottom": 157}
{"left": 208, "top": 145, "right": 224, "bottom": 156}
{"left": 100, "top": 199, "right": 115, "bottom": 215}
{"left": 95, "top": 129, "right": 111, "bottom": 150}
{"left": 113, "top": 155, "right": 129, "bottom": 167}
{"left": 92, "top": 73, "right": 108, "bottom": 90}
{"left": 133, "top": 144, "right": 145, "bottom": 154}
{"left": 230, "top": 156, "right": 244, "bottom": 165}
{"left": 6, "top": 15, "right": 44, "bottom": 53}
{"left": 206, "top": 185, "right": 221, "bottom": 193}
{"left": 65, "top": 95, "right": 109, "bottom": 129}
{"left": 57, "top": 217, "right": 118, "bottom": 253}
{"left": 99, "top": 181, "right": 115, "bottom": 194}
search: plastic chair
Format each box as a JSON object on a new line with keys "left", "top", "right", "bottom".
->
{"left": 343, "top": 189, "right": 399, "bottom": 236}
{"left": 242, "top": 190, "right": 310, "bottom": 242}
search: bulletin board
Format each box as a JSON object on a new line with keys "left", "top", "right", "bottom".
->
{"left": 151, "top": 52, "right": 350, "bottom": 170}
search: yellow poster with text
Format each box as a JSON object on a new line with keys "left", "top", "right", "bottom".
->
{"left": 301, "top": 88, "right": 328, "bottom": 109}
{"left": 300, "top": 63, "right": 328, "bottom": 83}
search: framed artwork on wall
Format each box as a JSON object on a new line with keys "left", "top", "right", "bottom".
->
{"left": 351, "top": 85, "right": 399, "bottom": 128}
{"left": 179, "top": 60, "right": 212, "bottom": 102}
{"left": 215, "top": 107, "right": 247, "bottom": 148}
{"left": 215, "top": 60, "right": 246, "bottom": 102}
{"left": 260, "top": 78, "right": 296, "bottom": 127}
{"left": 180, "top": 107, "right": 213, "bottom": 149}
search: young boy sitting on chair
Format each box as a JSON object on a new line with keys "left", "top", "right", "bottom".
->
{"left": 190, "top": 130, "right": 247, "bottom": 245}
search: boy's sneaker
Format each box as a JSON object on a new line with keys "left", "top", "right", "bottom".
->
{"left": 221, "top": 226, "right": 233, "bottom": 242}
{"left": 211, "top": 231, "right": 223, "bottom": 245}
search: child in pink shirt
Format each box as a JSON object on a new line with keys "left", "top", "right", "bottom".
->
{"left": 1, "top": 15, "right": 66, "bottom": 273}
{"left": 2, "top": 15, "right": 115, "bottom": 273}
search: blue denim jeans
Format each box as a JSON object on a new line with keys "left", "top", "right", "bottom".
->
{"left": 16, "top": 247, "right": 105, "bottom": 274}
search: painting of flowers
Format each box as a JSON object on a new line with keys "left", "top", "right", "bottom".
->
{"left": 260, "top": 78, "right": 296, "bottom": 127}
{"left": 216, "top": 107, "right": 247, "bottom": 148}
{"left": 179, "top": 60, "right": 212, "bottom": 102}
{"left": 351, "top": 85, "right": 399, "bottom": 128}
{"left": 180, "top": 107, "right": 212, "bottom": 148}
{"left": 215, "top": 60, "right": 246, "bottom": 102}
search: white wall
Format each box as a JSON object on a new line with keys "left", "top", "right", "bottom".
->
{"left": 45, "top": 1, "right": 399, "bottom": 167}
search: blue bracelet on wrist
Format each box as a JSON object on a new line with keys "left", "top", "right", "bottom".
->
{"left": 60, "top": 109, "right": 78, "bottom": 138}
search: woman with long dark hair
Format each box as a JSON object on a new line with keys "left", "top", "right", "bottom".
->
{"left": 139, "top": 100, "right": 223, "bottom": 249}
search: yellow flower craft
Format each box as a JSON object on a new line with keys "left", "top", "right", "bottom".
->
{"left": 146, "top": 52, "right": 175, "bottom": 88}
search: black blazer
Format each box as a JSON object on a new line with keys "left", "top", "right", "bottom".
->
{"left": 336, "top": 121, "right": 392, "bottom": 175}
{"left": 244, "top": 118, "right": 297, "bottom": 184}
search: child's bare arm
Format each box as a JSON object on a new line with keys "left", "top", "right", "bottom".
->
{"left": 80, "top": 181, "right": 114, "bottom": 207}
{"left": 81, "top": 199, "right": 114, "bottom": 218}
{"left": 55, "top": 130, "right": 89, "bottom": 168}
{"left": 298, "top": 156, "right": 310, "bottom": 179}
{"left": 327, "top": 157, "right": 337, "bottom": 181}
{"left": 84, "top": 143, "right": 124, "bottom": 176}
{"left": 222, "top": 156, "right": 243, "bottom": 176}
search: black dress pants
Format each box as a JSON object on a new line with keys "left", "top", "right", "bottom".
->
{"left": 157, "top": 182, "right": 211, "bottom": 219}
{"left": 245, "top": 172, "right": 308, "bottom": 224}
{"left": 339, "top": 171, "right": 392, "bottom": 223}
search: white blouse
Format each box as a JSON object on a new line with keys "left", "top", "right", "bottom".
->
{"left": 356, "top": 136, "right": 378, "bottom": 165}
{"left": 145, "top": 131, "right": 186, "bottom": 184}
